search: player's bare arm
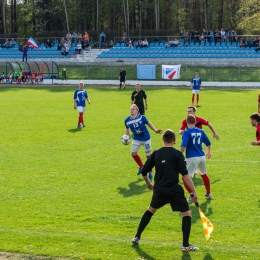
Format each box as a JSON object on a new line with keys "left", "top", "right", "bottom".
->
{"left": 147, "top": 122, "right": 162, "bottom": 134}
{"left": 125, "top": 128, "right": 130, "bottom": 136}
{"left": 73, "top": 100, "right": 77, "bottom": 109}
{"left": 143, "top": 175, "right": 154, "bottom": 191}
{"left": 180, "top": 146, "right": 186, "bottom": 153}
{"left": 205, "top": 145, "right": 211, "bottom": 159}
{"left": 145, "top": 98, "right": 148, "bottom": 110}
{"left": 208, "top": 122, "right": 219, "bottom": 140}
{"left": 86, "top": 97, "right": 91, "bottom": 104}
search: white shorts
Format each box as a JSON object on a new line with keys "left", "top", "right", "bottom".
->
{"left": 131, "top": 139, "right": 151, "bottom": 156}
{"left": 192, "top": 90, "right": 200, "bottom": 94}
{"left": 185, "top": 156, "right": 207, "bottom": 178}
{"left": 77, "top": 106, "right": 86, "bottom": 113}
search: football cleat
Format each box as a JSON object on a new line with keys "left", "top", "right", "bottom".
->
{"left": 77, "top": 124, "right": 81, "bottom": 128}
{"left": 82, "top": 124, "right": 86, "bottom": 127}
{"left": 132, "top": 236, "right": 139, "bottom": 245}
{"left": 181, "top": 244, "right": 199, "bottom": 252}
{"left": 205, "top": 193, "right": 213, "bottom": 199}
{"left": 137, "top": 167, "right": 143, "bottom": 175}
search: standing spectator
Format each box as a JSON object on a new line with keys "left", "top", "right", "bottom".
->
{"left": 131, "top": 83, "right": 148, "bottom": 115}
{"left": 250, "top": 113, "right": 260, "bottom": 146}
{"left": 209, "top": 29, "right": 214, "bottom": 43}
{"left": 119, "top": 67, "right": 127, "bottom": 89}
{"left": 231, "top": 29, "right": 237, "bottom": 44}
{"left": 225, "top": 28, "right": 230, "bottom": 43}
{"left": 18, "top": 42, "right": 23, "bottom": 52}
{"left": 22, "top": 45, "right": 28, "bottom": 62}
{"left": 45, "top": 39, "right": 52, "bottom": 48}
{"left": 184, "top": 30, "right": 189, "bottom": 44}
{"left": 124, "top": 104, "right": 162, "bottom": 180}
{"left": 180, "top": 30, "right": 184, "bottom": 42}
{"left": 72, "top": 32, "right": 78, "bottom": 43}
{"left": 179, "top": 106, "right": 219, "bottom": 140}
{"left": 128, "top": 38, "right": 133, "bottom": 48}
{"left": 78, "top": 32, "right": 82, "bottom": 39}
{"left": 73, "top": 82, "right": 91, "bottom": 128}
{"left": 60, "top": 37, "right": 66, "bottom": 46}
{"left": 180, "top": 114, "right": 213, "bottom": 200}
{"left": 66, "top": 32, "right": 72, "bottom": 41}
{"left": 100, "top": 31, "right": 106, "bottom": 49}
{"left": 122, "top": 31, "right": 127, "bottom": 43}
{"left": 220, "top": 28, "right": 225, "bottom": 43}
{"left": 131, "top": 129, "right": 199, "bottom": 252}
{"left": 4, "top": 39, "right": 9, "bottom": 48}
{"left": 190, "top": 72, "right": 202, "bottom": 107}
{"left": 194, "top": 30, "right": 200, "bottom": 43}
{"left": 83, "top": 32, "right": 90, "bottom": 49}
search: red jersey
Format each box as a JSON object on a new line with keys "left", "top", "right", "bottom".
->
{"left": 180, "top": 116, "right": 209, "bottom": 130}
{"left": 256, "top": 124, "right": 260, "bottom": 141}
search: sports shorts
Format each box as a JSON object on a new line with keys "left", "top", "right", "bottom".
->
{"left": 120, "top": 77, "right": 126, "bottom": 82}
{"left": 185, "top": 156, "right": 207, "bottom": 178}
{"left": 131, "top": 139, "right": 151, "bottom": 155}
{"left": 150, "top": 184, "right": 189, "bottom": 212}
{"left": 192, "top": 89, "right": 200, "bottom": 94}
{"left": 77, "top": 106, "right": 86, "bottom": 113}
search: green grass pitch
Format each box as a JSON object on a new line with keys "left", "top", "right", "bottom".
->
{"left": 0, "top": 86, "right": 259, "bottom": 260}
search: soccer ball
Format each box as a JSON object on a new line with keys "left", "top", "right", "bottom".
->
{"left": 121, "top": 135, "right": 131, "bottom": 145}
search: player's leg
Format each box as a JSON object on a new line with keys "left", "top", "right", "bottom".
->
{"left": 258, "top": 94, "right": 260, "bottom": 114}
{"left": 81, "top": 107, "right": 86, "bottom": 127}
{"left": 119, "top": 80, "right": 122, "bottom": 89}
{"left": 197, "top": 156, "right": 212, "bottom": 198}
{"left": 123, "top": 80, "right": 126, "bottom": 89}
{"left": 131, "top": 140, "right": 143, "bottom": 174}
{"left": 182, "top": 158, "right": 198, "bottom": 197}
{"left": 144, "top": 139, "right": 153, "bottom": 181}
{"left": 191, "top": 90, "right": 195, "bottom": 106}
{"left": 196, "top": 94, "right": 199, "bottom": 106}
{"left": 77, "top": 106, "right": 84, "bottom": 127}
{"left": 139, "top": 105, "right": 145, "bottom": 115}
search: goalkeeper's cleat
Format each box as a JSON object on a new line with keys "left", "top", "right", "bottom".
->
{"left": 205, "top": 193, "right": 213, "bottom": 199}
{"left": 132, "top": 236, "right": 139, "bottom": 245}
{"left": 182, "top": 244, "right": 199, "bottom": 252}
{"left": 137, "top": 167, "right": 143, "bottom": 175}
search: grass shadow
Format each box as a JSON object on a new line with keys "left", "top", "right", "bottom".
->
{"left": 68, "top": 127, "right": 82, "bottom": 133}
{"left": 132, "top": 244, "right": 156, "bottom": 260}
{"left": 181, "top": 252, "right": 192, "bottom": 260}
{"left": 203, "top": 253, "right": 214, "bottom": 260}
{"left": 117, "top": 179, "right": 147, "bottom": 197}
{"left": 191, "top": 199, "right": 213, "bottom": 224}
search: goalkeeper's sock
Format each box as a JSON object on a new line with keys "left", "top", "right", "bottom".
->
{"left": 201, "top": 174, "right": 211, "bottom": 194}
{"left": 132, "top": 154, "right": 143, "bottom": 167}
{"left": 119, "top": 83, "right": 122, "bottom": 89}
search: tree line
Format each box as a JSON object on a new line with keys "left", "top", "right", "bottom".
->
{"left": 0, "top": 0, "right": 259, "bottom": 41}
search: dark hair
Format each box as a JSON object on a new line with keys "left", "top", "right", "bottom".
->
{"left": 250, "top": 113, "right": 260, "bottom": 122}
{"left": 187, "top": 114, "right": 196, "bottom": 124}
{"left": 163, "top": 129, "right": 176, "bottom": 143}
{"left": 188, "top": 105, "right": 197, "bottom": 112}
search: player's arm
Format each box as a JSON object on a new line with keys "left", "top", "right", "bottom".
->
{"left": 147, "top": 122, "right": 162, "bottom": 134}
{"left": 144, "top": 98, "right": 148, "bottom": 110}
{"left": 73, "top": 99, "right": 77, "bottom": 109}
{"left": 180, "top": 146, "right": 186, "bottom": 153}
{"left": 125, "top": 127, "right": 130, "bottom": 136}
{"left": 86, "top": 97, "right": 91, "bottom": 104}
{"left": 207, "top": 122, "right": 219, "bottom": 140}
{"left": 142, "top": 152, "right": 155, "bottom": 190}
{"left": 179, "top": 120, "right": 186, "bottom": 135}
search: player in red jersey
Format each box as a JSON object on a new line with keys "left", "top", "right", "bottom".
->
{"left": 258, "top": 94, "right": 260, "bottom": 115}
{"left": 250, "top": 113, "right": 260, "bottom": 146}
{"left": 179, "top": 106, "right": 219, "bottom": 140}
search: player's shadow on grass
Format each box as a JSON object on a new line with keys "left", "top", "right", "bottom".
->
{"left": 181, "top": 252, "right": 191, "bottom": 260}
{"left": 68, "top": 127, "right": 83, "bottom": 133}
{"left": 132, "top": 245, "right": 156, "bottom": 260}
{"left": 117, "top": 179, "right": 147, "bottom": 197}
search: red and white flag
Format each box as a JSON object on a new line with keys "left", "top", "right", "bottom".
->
{"left": 27, "top": 37, "right": 39, "bottom": 50}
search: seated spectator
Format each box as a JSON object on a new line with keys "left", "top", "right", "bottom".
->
{"left": 4, "top": 39, "right": 10, "bottom": 48}
{"left": 239, "top": 38, "right": 247, "bottom": 48}
{"left": 254, "top": 37, "right": 260, "bottom": 52}
{"left": 13, "top": 71, "right": 20, "bottom": 83}
{"left": 66, "top": 32, "right": 71, "bottom": 41}
{"left": 0, "top": 72, "right": 5, "bottom": 83}
{"left": 45, "top": 39, "right": 52, "bottom": 48}
{"left": 18, "top": 42, "right": 23, "bottom": 52}
{"left": 61, "top": 41, "right": 70, "bottom": 56}
{"left": 199, "top": 34, "right": 204, "bottom": 43}
{"left": 141, "top": 38, "right": 149, "bottom": 47}
{"left": 246, "top": 37, "right": 253, "bottom": 48}
{"left": 128, "top": 38, "right": 133, "bottom": 48}
{"left": 9, "top": 39, "right": 16, "bottom": 47}
{"left": 75, "top": 41, "right": 82, "bottom": 54}
{"left": 35, "top": 71, "right": 43, "bottom": 83}
{"left": 165, "top": 38, "right": 174, "bottom": 48}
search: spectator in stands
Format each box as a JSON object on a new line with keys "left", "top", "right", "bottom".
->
{"left": 100, "top": 31, "right": 106, "bottom": 49}
{"left": 202, "top": 29, "right": 207, "bottom": 42}
{"left": 231, "top": 29, "right": 237, "bottom": 44}
{"left": 78, "top": 32, "right": 82, "bottom": 39}
{"left": 254, "top": 37, "right": 260, "bottom": 52}
{"left": 61, "top": 40, "right": 70, "bottom": 56}
{"left": 220, "top": 28, "right": 225, "bottom": 43}
{"left": 18, "top": 42, "right": 23, "bottom": 52}
{"left": 246, "top": 37, "right": 253, "bottom": 48}
{"left": 180, "top": 30, "right": 184, "bottom": 42}
{"left": 141, "top": 38, "right": 149, "bottom": 47}
{"left": 72, "top": 32, "right": 78, "bottom": 43}
{"left": 66, "top": 32, "right": 72, "bottom": 41}
{"left": 225, "top": 28, "right": 230, "bottom": 43}
{"left": 35, "top": 71, "right": 43, "bottom": 83}
{"left": 165, "top": 38, "right": 179, "bottom": 48}
{"left": 122, "top": 31, "right": 127, "bottom": 43}
{"left": 239, "top": 38, "right": 247, "bottom": 48}
{"left": 45, "top": 39, "right": 52, "bottom": 48}
{"left": 75, "top": 41, "right": 82, "bottom": 54}
{"left": 60, "top": 37, "right": 66, "bottom": 46}
{"left": 194, "top": 30, "right": 200, "bottom": 43}
{"left": 189, "top": 31, "right": 194, "bottom": 43}
{"left": 199, "top": 33, "right": 204, "bottom": 43}
{"left": 128, "top": 38, "right": 133, "bottom": 48}
{"left": 209, "top": 29, "right": 214, "bottom": 43}
{"left": 22, "top": 44, "right": 28, "bottom": 62}
{"left": 0, "top": 72, "right": 5, "bottom": 83}
{"left": 184, "top": 30, "right": 189, "bottom": 44}
{"left": 83, "top": 32, "right": 90, "bottom": 48}
{"left": 214, "top": 29, "right": 220, "bottom": 43}
{"left": 165, "top": 38, "right": 174, "bottom": 48}
{"left": 9, "top": 39, "right": 16, "bottom": 47}
{"left": 4, "top": 39, "right": 10, "bottom": 48}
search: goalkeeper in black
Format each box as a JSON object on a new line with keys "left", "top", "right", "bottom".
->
{"left": 119, "top": 67, "right": 127, "bottom": 89}
{"left": 131, "top": 129, "right": 199, "bottom": 252}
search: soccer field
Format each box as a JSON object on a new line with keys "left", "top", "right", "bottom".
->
{"left": 0, "top": 86, "right": 259, "bottom": 260}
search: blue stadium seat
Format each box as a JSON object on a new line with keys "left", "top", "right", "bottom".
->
{"left": 205, "top": 42, "right": 210, "bottom": 47}
{"left": 154, "top": 42, "right": 159, "bottom": 47}
{"left": 216, "top": 42, "right": 220, "bottom": 47}
{"left": 221, "top": 42, "right": 226, "bottom": 47}
{"left": 121, "top": 43, "right": 125, "bottom": 47}
{"left": 149, "top": 42, "right": 155, "bottom": 47}
{"left": 189, "top": 42, "right": 195, "bottom": 47}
